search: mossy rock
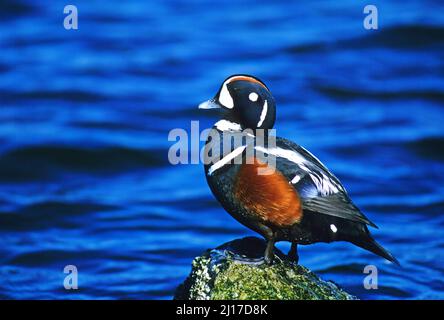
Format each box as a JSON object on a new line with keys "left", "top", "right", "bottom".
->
{"left": 175, "top": 237, "right": 356, "bottom": 300}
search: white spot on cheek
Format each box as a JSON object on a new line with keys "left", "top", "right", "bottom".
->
{"left": 248, "top": 92, "right": 258, "bottom": 102}
{"left": 330, "top": 224, "right": 338, "bottom": 233}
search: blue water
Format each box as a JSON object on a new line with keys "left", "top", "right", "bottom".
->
{"left": 0, "top": 0, "right": 443, "bottom": 299}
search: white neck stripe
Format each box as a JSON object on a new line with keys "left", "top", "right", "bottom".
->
{"left": 215, "top": 119, "right": 242, "bottom": 132}
{"left": 208, "top": 146, "right": 246, "bottom": 175}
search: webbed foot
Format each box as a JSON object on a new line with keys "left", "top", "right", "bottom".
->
{"left": 288, "top": 242, "right": 299, "bottom": 264}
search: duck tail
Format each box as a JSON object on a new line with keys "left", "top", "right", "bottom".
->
{"left": 351, "top": 235, "right": 400, "bottom": 266}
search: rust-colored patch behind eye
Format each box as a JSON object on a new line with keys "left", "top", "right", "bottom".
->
{"left": 227, "top": 76, "right": 268, "bottom": 91}
{"left": 234, "top": 157, "right": 302, "bottom": 227}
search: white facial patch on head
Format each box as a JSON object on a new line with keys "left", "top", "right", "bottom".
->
{"left": 248, "top": 92, "right": 258, "bottom": 102}
{"left": 218, "top": 81, "right": 234, "bottom": 109}
{"left": 257, "top": 100, "right": 268, "bottom": 127}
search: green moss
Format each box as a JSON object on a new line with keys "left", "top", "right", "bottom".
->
{"left": 174, "top": 246, "right": 356, "bottom": 300}
{"left": 211, "top": 258, "right": 353, "bottom": 300}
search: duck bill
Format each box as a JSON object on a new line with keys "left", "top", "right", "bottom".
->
{"left": 198, "top": 99, "right": 221, "bottom": 110}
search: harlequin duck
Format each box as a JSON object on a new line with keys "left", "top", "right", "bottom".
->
{"left": 199, "top": 74, "right": 399, "bottom": 266}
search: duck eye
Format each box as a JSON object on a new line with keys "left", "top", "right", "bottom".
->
{"left": 248, "top": 92, "right": 259, "bottom": 102}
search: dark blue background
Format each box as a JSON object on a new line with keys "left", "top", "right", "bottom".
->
{"left": 0, "top": 0, "right": 443, "bottom": 299}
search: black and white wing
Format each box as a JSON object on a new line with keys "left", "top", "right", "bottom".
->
{"left": 257, "top": 137, "right": 377, "bottom": 228}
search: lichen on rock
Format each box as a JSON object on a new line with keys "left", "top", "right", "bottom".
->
{"left": 174, "top": 237, "right": 356, "bottom": 300}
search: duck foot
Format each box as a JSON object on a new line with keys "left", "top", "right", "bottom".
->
{"left": 264, "top": 237, "right": 276, "bottom": 265}
{"left": 287, "top": 242, "right": 299, "bottom": 264}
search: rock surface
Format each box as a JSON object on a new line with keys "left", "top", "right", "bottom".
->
{"left": 175, "top": 237, "right": 356, "bottom": 300}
